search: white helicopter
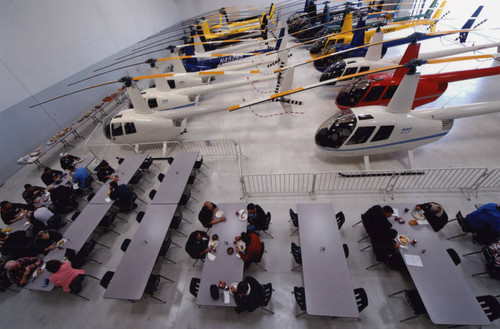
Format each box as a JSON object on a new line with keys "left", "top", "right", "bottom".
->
{"left": 227, "top": 56, "right": 500, "bottom": 164}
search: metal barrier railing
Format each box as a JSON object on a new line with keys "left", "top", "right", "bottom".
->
{"left": 242, "top": 173, "right": 315, "bottom": 197}
{"left": 174, "top": 139, "right": 238, "bottom": 158}
{"left": 241, "top": 167, "right": 496, "bottom": 200}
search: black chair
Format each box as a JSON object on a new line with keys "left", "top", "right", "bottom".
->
{"left": 446, "top": 248, "right": 461, "bottom": 266}
{"left": 117, "top": 158, "right": 124, "bottom": 165}
{"left": 256, "top": 212, "right": 273, "bottom": 238}
{"left": 100, "top": 271, "right": 115, "bottom": 289}
{"left": 84, "top": 175, "right": 94, "bottom": 191}
{"left": 289, "top": 209, "right": 299, "bottom": 236}
{"left": 389, "top": 289, "right": 427, "bottom": 322}
{"left": 69, "top": 274, "right": 89, "bottom": 301}
{"left": 343, "top": 243, "right": 349, "bottom": 259}
{"left": 476, "top": 295, "right": 500, "bottom": 323}
{"left": 136, "top": 211, "right": 145, "bottom": 223}
{"left": 260, "top": 283, "right": 274, "bottom": 314}
{"left": 179, "top": 190, "right": 194, "bottom": 213}
{"left": 253, "top": 242, "right": 267, "bottom": 271}
{"left": 149, "top": 189, "right": 157, "bottom": 201}
{"left": 291, "top": 242, "right": 302, "bottom": 271}
{"left": 169, "top": 211, "right": 187, "bottom": 237}
{"left": 447, "top": 211, "right": 472, "bottom": 240}
{"left": 189, "top": 277, "right": 201, "bottom": 298}
{"left": 187, "top": 171, "right": 201, "bottom": 193}
{"left": 98, "top": 210, "right": 120, "bottom": 235}
{"left": 166, "top": 157, "right": 174, "bottom": 165}
{"left": 157, "top": 173, "right": 165, "bottom": 183}
{"left": 158, "top": 239, "right": 176, "bottom": 264}
{"left": 71, "top": 211, "right": 81, "bottom": 222}
{"left": 129, "top": 170, "right": 146, "bottom": 192}
{"left": 144, "top": 274, "right": 173, "bottom": 303}
{"left": 140, "top": 156, "right": 159, "bottom": 173}
{"left": 86, "top": 192, "right": 95, "bottom": 202}
{"left": 354, "top": 287, "right": 368, "bottom": 313}
{"left": 336, "top": 211, "right": 346, "bottom": 230}
{"left": 120, "top": 238, "right": 131, "bottom": 252}
{"left": 194, "top": 155, "right": 209, "bottom": 169}
{"left": 293, "top": 286, "right": 307, "bottom": 317}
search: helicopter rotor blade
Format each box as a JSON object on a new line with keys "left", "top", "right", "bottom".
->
{"left": 67, "top": 62, "right": 146, "bottom": 87}
{"left": 29, "top": 80, "right": 119, "bottom": 108}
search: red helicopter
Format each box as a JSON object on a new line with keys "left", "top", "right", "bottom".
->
{"left": 335, "top": 42, "right": 500, "bottom": 110}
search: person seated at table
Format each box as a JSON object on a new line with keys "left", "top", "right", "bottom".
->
{"left": 415, "top": 202, "right": 448, "bottom": 232}
{"left": 465, "top": 203, "right": 500, "bottom": 244}
{"left": 4, "top": 257, "right": 42, "bottom": 287}
{"left": 109, "top": 181, "right": 137, "bottom": 212}
{"left": 47, "top": 185, "right": 78, "bottom": 213}
{"left": 31, "top": 206, "right": 66, "bottom": 230}
{"left": 198, "top": 201, "right": 226, "bottom": 228}
{"left": 371, "top": 229, "right": 405, "bottom": 271}
{"left": 361, "top": 205, "right": 394, "bottom": 237}
{"left": 70, "top": 167, "right": 91, "bottom": 189}
{"left": 0, "top": 201, "right": 32, "bottom": 225}
{"left": 59, "top": 153, "right": 81, "bottom": 171}
{"left": 185, "top": 230, "right": 210, "bottom": 259}
{"left": 0, "top": 230, "right": 39, "bottom": 259}
{"left": 232, "top": 276, "right": 266, "bottom": 314}
{"left": 246, "top": 203, "right": 266, "bottom": 232}
{"left": 22, "top": 184, "right": 46, "bottom": 204}
{"left": 96, "top": 161, "right": 115, "bottom": 182}
{"left": 234, "top": 232, "right": 263, "bottom": 269}
{"left": 34, "top": 230, "right": 63, "bottom": 255}
{"left": 41, "top": 167, "right": 64, "bottom": 186}
{"left": 45, "top": 259, "right": 85, "bottom": 292}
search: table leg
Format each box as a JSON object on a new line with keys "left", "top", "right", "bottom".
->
{"left": 72, "top": 130, "right": 84, "bottom": 140}
{"left": 61, "top": 140, "right": 74, "bottom": 148}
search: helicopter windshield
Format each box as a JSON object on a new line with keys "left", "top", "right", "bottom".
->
{"left": 319, "top": 60, "right": 346, "bottom": 82}
{"left": 336, "top": 77, "right": 371, "bottom": 107}
{"left": 103, "top": 116, "right": 112, "bottom": 140}
{"left": 315, "top": 109, "right": 357, "bottom": 149}
{"left": 310, "top": 37, "right": 327, "bottom": 55}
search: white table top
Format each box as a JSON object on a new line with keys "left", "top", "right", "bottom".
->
{"left": 152, "top": 152, "right": 198, "bottom": 204}
{"left": 196, "top": 202, "right": 246, "bottom": 307}
{"left": 392, "top": 203, "right": 490, "bottom": 326}
{"left": 104, "top": 204, "right": 178, "bottom": 300}
{"left": 297, "top": 203, "right": 359, "bottom": 317}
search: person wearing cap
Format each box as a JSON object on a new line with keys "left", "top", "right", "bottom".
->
{"left": 22, "top": 184, "right": 46, "bottom": 204}
{"left": 232, "top": 276, "right": 266, "bottom": 314}
{"left": 415, "top": 202, "right": 448, "bottom": 232}
{"left": 41, "top": 167, "right": 63, "bottom": 186}
{"left": 59, "top": 153, "right": 81, "bottom": 171}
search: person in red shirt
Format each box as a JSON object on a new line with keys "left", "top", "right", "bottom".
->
{"left": 234, "top": 232, "right": 263, "bottom": 269}
{"left": 45, "top": 260, "right": 85, "bottom": 292}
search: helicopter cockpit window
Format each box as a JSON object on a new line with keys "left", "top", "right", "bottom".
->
{"left": 343, "top": 67, "right": 358, "bottom": 77}
{"left": 336, "top": 78, "right": 371, "bottom": 107}
{"left": 371, "top": 125, "right": 394, "bottom": 142}
{"left": 111, "top": 123, "right": 123, "bottom": 137}
{"left": 381, "top": 85, "right": 398, "bottom": 100}
{"left": 362, "top": 86, "right": 386, "bottom": 103}
{"left": 310, "top": 37, "right": 327, "bottom": 54}
{"left": 124, "top": 123, "right": 137, "bottom": 135}
{"left": 315, "top": 110, "right": 357, "bottom": 149}
{"left": 336, "top": 38, "right": 344, "bottom": 44}
{"left": 359, "top": 66, "right": 370, "bottom": 73}
{"left": 346, "top": 126, "right": 375, "bottom": 145}
{"left": 319, "top": 60, "right": 346, "bottom": 82}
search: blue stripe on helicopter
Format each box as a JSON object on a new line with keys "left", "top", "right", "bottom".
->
{"left": 158, "top": 103, "right": 197, "bottom": 111}
{"left": 319, "top": 132, "right": 449, "bottom": 152}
